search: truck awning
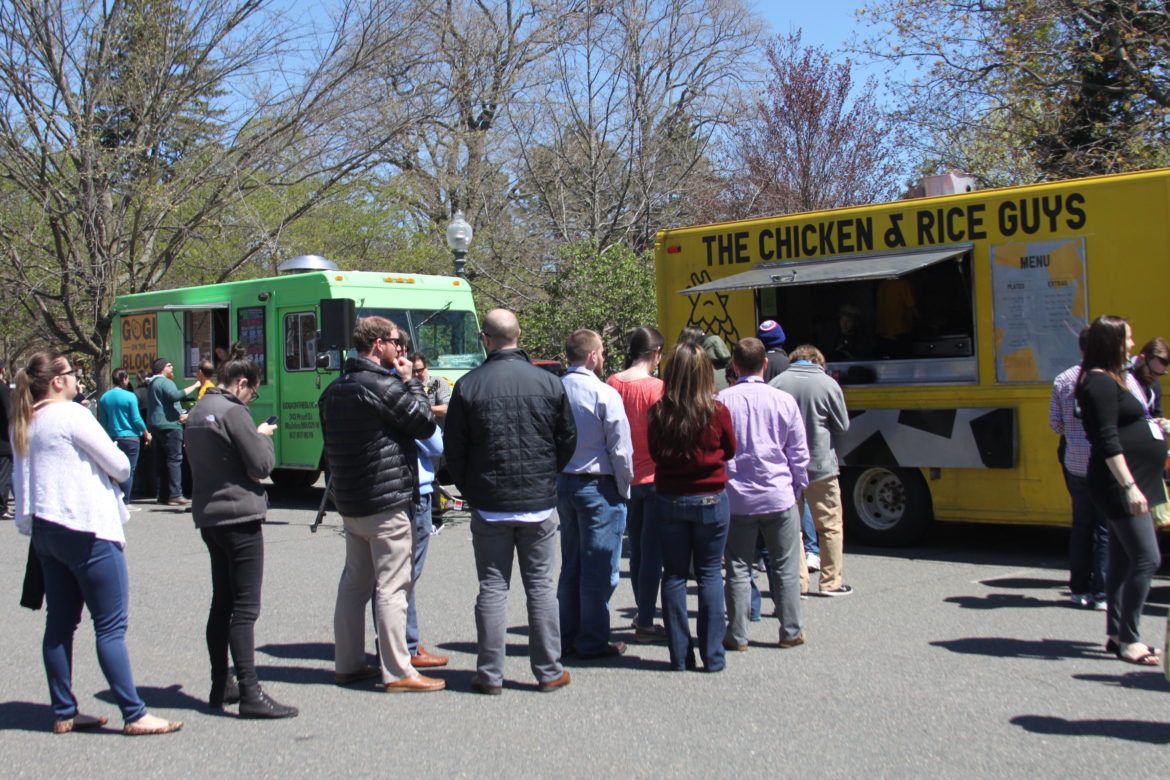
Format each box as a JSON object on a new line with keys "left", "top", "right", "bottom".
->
{"left": 678, "top": 246, "right": 970, "bottom": 294}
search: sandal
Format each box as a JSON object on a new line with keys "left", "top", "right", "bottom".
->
{"left": 1119, "top": 650, "right": 1161, "bottom": 666}
{"left": 122, "top": 714, "right": 183, "bottom": 736}
{"left": 52, "top": 713, "right": 108, "bottom": 734}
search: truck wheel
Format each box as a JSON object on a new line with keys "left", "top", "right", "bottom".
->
{"left": 840, "top": 466, "right": 932, "bottom": 546}
{"left": 270, "top": 468, "right": 321, "bottom": 490}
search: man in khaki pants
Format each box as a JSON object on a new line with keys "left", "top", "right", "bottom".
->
{"left": 771, "top": 345, "right": 853, "bottom": 597}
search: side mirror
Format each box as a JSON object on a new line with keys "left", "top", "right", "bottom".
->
{"left": 316, "top": 353, "right": 332, "bottom": 369}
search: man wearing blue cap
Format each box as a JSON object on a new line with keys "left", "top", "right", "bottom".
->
{"left": 757, "top": 320, "right": 790, "bottom": 382}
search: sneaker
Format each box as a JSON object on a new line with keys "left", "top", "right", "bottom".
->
{"left": 126, "top": 505, "right": 141, "bottom": 513}
{"left": 817, "top": 585, "right": 854, "bottom": 597}
{"left": 1092, "top": 599, "right": 1107, "bottom": 611}
{"left": 1069, "top": 593, "right": 1090, "bottom": 607}
{"left": 805, "top": 552, "right": 821, "bottom": 572}
{"left": 1, "top": 511, "right": 14, "bottom": 521}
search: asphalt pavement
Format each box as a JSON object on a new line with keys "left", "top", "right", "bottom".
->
{"left": 2, "top": 486, "right": 1169, "bottom": 778}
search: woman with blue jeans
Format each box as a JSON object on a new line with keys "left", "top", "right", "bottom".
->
{"left": 12, "top": 351, "right": 181, "bottom": 736}
{"left": 648, "top": 342, "right": 736, "bottom": 671}
{"left": 98, "top": 368, "right": 150, "bottom": 506}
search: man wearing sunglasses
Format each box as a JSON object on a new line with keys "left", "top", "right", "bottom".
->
{"left": 1130, "top": 337, "right": 1170, "bottom": 419}
{"left": 319, "top": 316, "right": 443, "bottom": 693}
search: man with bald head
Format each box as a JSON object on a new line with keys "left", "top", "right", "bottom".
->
{"left": 446, "top": 309, "right": 578, "bottom": 694}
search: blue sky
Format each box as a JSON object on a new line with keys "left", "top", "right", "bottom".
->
{"left": 758, "top": 0, "right": 868, "bottom": 52}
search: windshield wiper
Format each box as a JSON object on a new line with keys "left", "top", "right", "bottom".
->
{"left": 413, "top": 302, "right": 452, "bottom": 331}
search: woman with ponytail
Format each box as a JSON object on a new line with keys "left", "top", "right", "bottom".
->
{"left": 185, "top": 344, "right": 296, "bottom": 719}
{"left": 12, "top": 352, "right": 181, "bottom": 735}
{"left": 647, "top": 341, "right": 736, "bottom": 672}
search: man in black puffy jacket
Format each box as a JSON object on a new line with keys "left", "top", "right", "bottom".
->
{"left": 446, "top": 308, "right": 577, "bottom": 694}
{"left": 319, "top": 316, "right": 443, "bottom": 693}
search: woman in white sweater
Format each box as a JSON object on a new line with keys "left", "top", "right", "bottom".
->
{"left": 12, "top": 352, "right": 181, "bottom": 736}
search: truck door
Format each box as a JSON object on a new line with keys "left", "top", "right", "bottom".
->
{"left": 274, "top": 307, "right": 324, "bottom": 485}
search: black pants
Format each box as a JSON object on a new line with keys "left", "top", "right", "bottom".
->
{"left": 201, "top": 521, "right": 264, "bottom": 687}
{"left": 0, "top": 453, "right": 11, "bottom": 513}
{"left": 153, "top": 428, "right": 184, "bottom": 502}
{"left": 1104, "top": 512, "right": 1160, "bottom": 645}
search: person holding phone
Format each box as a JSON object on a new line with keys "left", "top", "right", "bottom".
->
{"left": 185, "top": 344, "right": 297, "bottom": 718}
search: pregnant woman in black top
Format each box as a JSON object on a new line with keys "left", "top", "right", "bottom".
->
{"left": 1076, "top": 315, "right": 1167, "bottom": 665}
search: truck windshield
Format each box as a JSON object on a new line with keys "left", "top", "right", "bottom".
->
{"left": 359, "top": 307, "right": 484, "bottom": 369}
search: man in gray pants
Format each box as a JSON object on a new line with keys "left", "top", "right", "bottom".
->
{"left": 445, "top": 309, "right": 578, "bottom": 694}
{"left": 716, "top": 338, "right": 810, "bottom": 648}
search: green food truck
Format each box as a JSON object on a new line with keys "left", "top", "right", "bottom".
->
{"left": 112, "top": 255, "right": 483, "bottom": 487}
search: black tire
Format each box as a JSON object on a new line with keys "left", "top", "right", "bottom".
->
{"left": 270, "top": 468, "right": 321, "bottom": 490}
{"left": 840, "top": 466, "right": 932, "bottom": 546}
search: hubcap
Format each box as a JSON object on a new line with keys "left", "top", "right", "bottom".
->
{"left": 853, "top": 468, "right": 906, "bottom": 531}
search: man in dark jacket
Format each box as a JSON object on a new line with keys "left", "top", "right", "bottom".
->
{"left": 319, "top": 316, "right": 443, "bottom": 693}
{"left": 446, "top": 308, "right": 577, "bottom": 695}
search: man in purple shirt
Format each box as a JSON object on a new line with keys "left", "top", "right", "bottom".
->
{"left": 716, "top": 338, "right": 810, "bottom": 649}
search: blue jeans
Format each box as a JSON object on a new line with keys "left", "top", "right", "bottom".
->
{"left": 801, "top": 502, "right": 819, "bottom": 556}
{"left": 406, "top": 492, "right": 434, "bottom": 654}
{"left": 653, "top": 491, "right": 730, "bottom": 672}
{"left": 114, "top": 438, "right": 140, "bottom": 505}
{"left": 1063, "top": 469, "right": 1108, "bottom": 599}
{"left": 557, "top": 474, "right": 627, "bottom": 655}
{"left": 32, "top": 518, "right": 147, "bottom": 723}
{"left": 627, "top": 483, "right": 662, "bottom": 628}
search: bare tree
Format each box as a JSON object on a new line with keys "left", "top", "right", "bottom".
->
{"left": 0, "top": 0, "right": 434, "bottom": 382}
{"left": 702, "top": 32, "right": 903, "bottom": 221}
{"left": 511, "top": 0, "right": 763, "bottom": 251}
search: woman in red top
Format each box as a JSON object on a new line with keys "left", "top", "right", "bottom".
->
{"left": 648, "top": 342, "right": 736, "bottom": 671}
{"left": 607, "top": 326, "right": 665, "bottom": 642}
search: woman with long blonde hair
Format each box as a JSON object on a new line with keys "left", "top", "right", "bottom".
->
{"left": 12, "top": 352, "right": 181, "bottom": 736}
{"left": 647, "top": 342, "right": 736, "bottom": 671}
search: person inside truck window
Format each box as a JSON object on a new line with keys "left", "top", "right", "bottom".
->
{"left": 819, "top": 304, "right": 875, "bottom": 363}
{"left": 875, "top": 278, "right": 918, "bottom": 359}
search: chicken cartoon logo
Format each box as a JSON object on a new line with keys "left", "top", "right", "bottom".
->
{"left": 686, "top": 270, "right": 740, "bottom": 347}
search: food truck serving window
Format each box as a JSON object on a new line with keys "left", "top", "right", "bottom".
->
{"left": 180, "top": 307, "right": 229, "bottom": 378}
{"left": 683, "top": 246, "right": 977, "bottom": 385}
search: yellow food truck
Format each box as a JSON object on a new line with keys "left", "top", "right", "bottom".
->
{"left": 656, "top": 168, "right": 1170, "bottom": 544}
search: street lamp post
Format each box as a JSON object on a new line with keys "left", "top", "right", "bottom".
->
{"left": 446, "top": 210, "right": 473, "bottom": 278}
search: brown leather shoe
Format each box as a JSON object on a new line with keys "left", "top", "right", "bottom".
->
{"left": 538, "top": 670, "right": 571, "bottom": 692}
{"left": 53, "top": 713, "right": 108, "bottom": 734}
{"left": 778, "top": 631, "right": 808, "bottom": 649}
{"left": 410, "top": 644, "right": 449, "bottom": 668}
{"left": 470, "top": 676, "right": 502, "bottom": 695}
{"left": 385, "top": 674, "right": 445, "bottom": 693}
{"left": 722, "top": 639, "right": 748, "bottom": 652}
{"left": 335, "top": 665, "right": 381, "bottom": 686}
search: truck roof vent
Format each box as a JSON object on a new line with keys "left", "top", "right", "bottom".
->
{"left": 277, "top": 255, "right": 339, "bottom": 274}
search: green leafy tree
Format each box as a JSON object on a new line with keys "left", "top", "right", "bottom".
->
{"left": 520, "top": 242, "right": 657, "bottom": 366}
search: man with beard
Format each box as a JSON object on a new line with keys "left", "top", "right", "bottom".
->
{"left": 319, "top": 316, "right": 443, "bottom": 693}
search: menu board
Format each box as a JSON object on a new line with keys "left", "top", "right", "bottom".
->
{"left": 991, "top": 238, "right": 1087, "bottom": 383}
{"left": 236, "top": 306, "right": 267, "bottom": 380}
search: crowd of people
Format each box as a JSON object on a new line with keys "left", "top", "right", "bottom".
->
{"left": 6, "top": 306, "right": 1165, "bottom": 734}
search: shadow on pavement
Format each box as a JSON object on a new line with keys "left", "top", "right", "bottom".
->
{"left": 944, "top": 594, "right": 1069, "bottom": 610}
{"left": 257, "top": 641, "right": 334, "bottom": 662}
{"left": 1072, "top": 670, "right": 1170, "bottom": 692}
{"left": 255, "top": 664, "right": 334, "bottom": 686}
{"left": 978, "top": 576, "right": 1065, "bottom": 589}
{"left": 1011, "top": 715, "right": 1170, "bottom": 744}
{"left": 95, "top": 683, "right": 206, "bottom": 712}
{"left": 930, "top": 636, "right": 1105, "bottom": 660}
{"left": 0, "top": 701, "right": 54, "bottom": 732}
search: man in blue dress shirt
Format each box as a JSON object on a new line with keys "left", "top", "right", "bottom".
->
{"left": 557, "top": 329, "right": 635, "bottom": 659}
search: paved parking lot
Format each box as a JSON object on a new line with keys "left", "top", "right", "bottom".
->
{"left": 2, "top": 489, "right": 1169, "bottom": 778}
